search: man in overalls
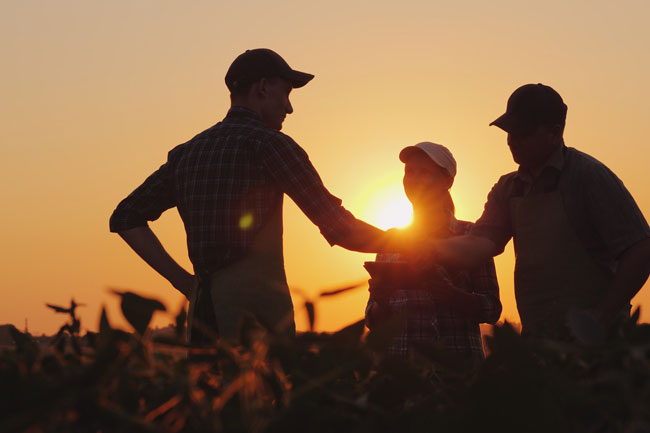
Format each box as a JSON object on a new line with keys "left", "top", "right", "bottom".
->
{"left": 109, "top": 49, "right": 391, "bottom": 343}
{"left": 422, "top": 83, "right": 650, "bottom": 339}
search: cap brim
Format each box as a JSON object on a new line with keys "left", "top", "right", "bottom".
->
{"left": 399, "top": 146, "right": 425, "bottom": 163}
{"left": 489, "top": 112, "right": 534, "bottom": 135}
{"left": 287, "top": 70, "right": 314, "bottom": 88}
{"left": 489, "top": 112, "right": 514, "bottom": 131}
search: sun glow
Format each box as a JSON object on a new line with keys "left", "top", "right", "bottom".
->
{"left": 372, "top": 192, "right": 413, "bottom": 230}
{"left": 354, "top": 174, "right": 413, "bottom": 230}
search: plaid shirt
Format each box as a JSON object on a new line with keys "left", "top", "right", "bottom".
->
{"left": 365, "top": 218, "right": 501, "bottom": 359}
{"left": 110, "top": 107, "right": 356, "bottom": 276}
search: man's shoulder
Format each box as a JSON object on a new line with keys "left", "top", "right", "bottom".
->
{"left": 170, "top": 120, "right": 301, "bottom": 156}
{"left": 486, "top": 170, "right": 519, "bottom": 198}
{"left": 496, "top": 171, "right": 519, "bottom": 184}
{"left": 216, "top": 117, "right": 300, "bottom": 149}
{"left": 266, "top": 129, "right": 300, "bottom": 147}
{"left": 566, "top": 146, "right": 611, "bottom": 171}
{"left": 564, "top": 146, "right": 621, "bottom": 182}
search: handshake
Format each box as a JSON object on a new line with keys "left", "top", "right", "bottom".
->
{"left": 364, "top": 259, "right": 458, "bottom": 304}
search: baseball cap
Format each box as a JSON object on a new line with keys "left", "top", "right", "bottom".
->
{"left": 225, "top": 48, "right": 314, "bottom": 92}
{"left": 490, "top": 83, "right": 568, "bottom": 135}
{"left": 399, "top": 141, "right": 457, "bottom": 180}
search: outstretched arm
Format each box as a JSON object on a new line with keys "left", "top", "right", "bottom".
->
{"left": 334, "top": 220, "right": 394, "bottom": 253}
{"left": 117, "top": 226, "right": 195, "bottom": 298}
{"left": 432, "top": 234, "right": 501, "bottom": 269}
{"left": 397, "top": 233, "right": 500, "bottom": 271}
{"left": 338, "top": 225, "right": 501, "bottom": 262}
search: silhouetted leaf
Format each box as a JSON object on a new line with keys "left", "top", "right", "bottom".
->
{"left": 8, "top": 325, "right": 38, "bottom": 360}
{"left": 305, "top": 301, "right": 315, "bottom": 332}
{"left": 319, "top": 281, "right": 365, "bottom": 297}
{"left": 71, "top": 318, "right": 80, "bottom": 335}
{"left": 112, "top": 290, "right": 166, "bottom": 335}
{"left": 45, "top": 299, "right": 85, "bottom": 315}
{"left": 45, "top": 303, "right": 70, "bottom": 314}
{"left": 99, "top": 306, "right": 112, "bottom": 334}
{"left": 175, "top": 304, "right": 187, "bottom": 340}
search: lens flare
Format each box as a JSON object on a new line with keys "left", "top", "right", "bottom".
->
{"left": 239, "top": 212, "right": 254, "bottom": 230}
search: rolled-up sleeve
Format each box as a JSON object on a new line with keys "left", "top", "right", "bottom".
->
{"left": 262, "top": 135, "right": 356, "bottom": 246}
{"left": 109, "top": 162, "right": 176, "bottom": 232}
{"left": 471, "top": 175, "right": 515, "bottom": 254}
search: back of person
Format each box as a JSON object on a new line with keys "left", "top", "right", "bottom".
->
{"left": 167, "top": 108, "right": 289, "bottom": 275}
{"left": 110, "top": 49, "right": 392, "bottom": 344}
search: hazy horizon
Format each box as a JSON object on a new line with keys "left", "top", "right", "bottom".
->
{"left": 2, "top": 0, "right": 650, "bottom": 335}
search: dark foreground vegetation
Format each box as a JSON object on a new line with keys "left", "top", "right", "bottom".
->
{"left": 2, "top": 291, "right": 650, "bottom": 433}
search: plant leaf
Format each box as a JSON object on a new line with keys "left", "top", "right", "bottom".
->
{"left": 45, "top": 303, "right": 70, "bottom": 314}
{"left": 175, "top": 304, "right": 187, "bottom": 340}
{"left": 112, "top": 290, "right": 166, "bottom": 335}
{"left": 99, "top": 306, "right": 112, "bottom": 334}
{"left": 319, "top": 281, "right": 365, "bottom": 297}
{"left": 305, "top": 301, "right": 315, "bottom": 332}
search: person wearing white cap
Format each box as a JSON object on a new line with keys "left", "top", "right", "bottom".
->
{"left": 365, "top": 142, "right": 501, "bottom": 362}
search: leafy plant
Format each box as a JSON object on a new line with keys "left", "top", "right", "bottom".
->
{"left": 1, "top": 287, "right": 649, "bottom": 433}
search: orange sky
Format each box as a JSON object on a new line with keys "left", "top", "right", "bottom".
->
{"left": 2, "top": 1, "right": 650, "bottom": 335}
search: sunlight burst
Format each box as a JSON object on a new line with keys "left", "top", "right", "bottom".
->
{"left": 371, "top": 193, "right": 413, "bottom": 230}
{"left": 355, "top": 175, "right": 413, "bottom": 230}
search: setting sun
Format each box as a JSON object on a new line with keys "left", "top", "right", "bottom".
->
{"left": 371, "top": 192, "right": 413, "bottom": 230}
{"left": 354, "top": 174, "right": 413, "bottom": 230}
{"left": 3, "top": 0, "right": 650, "bottom": 339}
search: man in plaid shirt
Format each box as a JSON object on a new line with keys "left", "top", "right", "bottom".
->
{"left": 365, "top": 142, "right": 501, "bottom": 361}
{"left": 110, "top": 49, "right": 390, "bottom": 341}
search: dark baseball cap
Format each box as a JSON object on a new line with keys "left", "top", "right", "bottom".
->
{"left": 490, "top": 83, "right": 568, "bottom": 135}
{"left": 225, "top": 48, "right": 314, "bottom": 92}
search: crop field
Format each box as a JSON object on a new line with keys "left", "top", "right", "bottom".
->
{"left": 2, "top": 289, "right": 649, "bottom": 433}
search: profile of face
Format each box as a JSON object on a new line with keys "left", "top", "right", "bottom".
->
{"left": 507, "top": 124, "right": 563, "bottom": 170}
{"left": 402, "top": 152, "right": 452, "bottom": 207}
{"left": 257, "top": 77, "right": 294, "bottom": 131}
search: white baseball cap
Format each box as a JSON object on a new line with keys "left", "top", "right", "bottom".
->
{"left": 399, "top": 141, "right": 457, "bottom": 180}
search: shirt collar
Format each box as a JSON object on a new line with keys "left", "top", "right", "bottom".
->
{"left": 516, "top": 143, "right": 566, "bottom": 183}
{"left": 225, "top": 106, "right": 264, "bottom": 122}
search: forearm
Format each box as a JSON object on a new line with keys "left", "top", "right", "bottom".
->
{"left": 432, "top": 235, "right": 499, "bottom": 269}
{"left": 117, "top": 226, "right": 194, "bottom": 297}
{"left": 595, "top": 237, "right": 650, "bottom": 320}
{"left": 335, "top": 220, "right": 391, "bottom": 253}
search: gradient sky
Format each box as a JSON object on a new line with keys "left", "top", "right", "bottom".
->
{"left": 2, "top": 0, "right": 649, "bottom": 335}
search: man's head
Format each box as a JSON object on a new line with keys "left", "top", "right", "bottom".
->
{"left": 490, "top": 83, "right": 567, "bottom": 171}
{"left": 399, "top": 142, "right": 456, "bottom": 207}
{"left": 225, "top": 49, "right": 314, "bottom": 131}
